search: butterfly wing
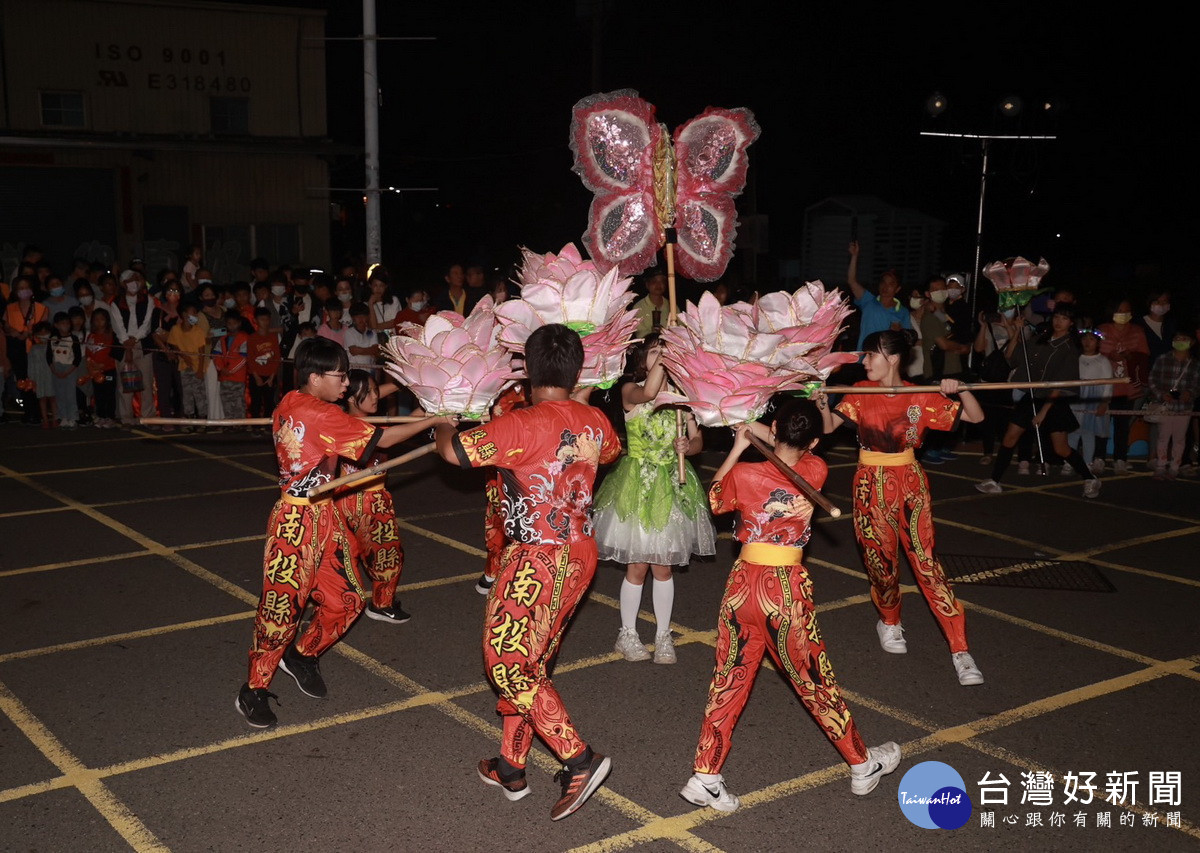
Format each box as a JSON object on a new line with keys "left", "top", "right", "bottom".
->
{"left": 672, "top": 107, "right": 761, "bottom": 282}
{"left": 569, "top": 89, "right": 663, "bottom": 276}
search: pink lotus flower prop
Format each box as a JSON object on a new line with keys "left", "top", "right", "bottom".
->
{"left": 750, "top": 280, "right": 858, "bottom": 372}
{"left": 495, "top": 243, "right": 639, "bottom": 389}
{"left": 982, "top": 256, "right": 1051, "bottom": 310}
{"left": 651, "top": 339, "right": 809, "bottom": 427}
{"left": 382, "top": 295, "right": 522, "bottom": 419}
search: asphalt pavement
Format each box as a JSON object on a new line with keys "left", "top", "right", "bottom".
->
{"left": 1, "top": 421, "right": 1198, "bottom": 852}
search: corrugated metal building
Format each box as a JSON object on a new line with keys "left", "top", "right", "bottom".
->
{"left": 0, "top": 0, "right": 338, "bottom": 282}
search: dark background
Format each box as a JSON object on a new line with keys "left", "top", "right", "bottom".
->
{"left": 258, "top": 2, "right": 1194, "bottom": 315}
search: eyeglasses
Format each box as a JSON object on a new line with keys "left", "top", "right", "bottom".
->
{"left": 321, "top": 371, "right": 348, "bottom": 380}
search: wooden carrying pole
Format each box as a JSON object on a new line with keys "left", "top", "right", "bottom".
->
{"left": 138, "top": 415, "right": 427, "bottom": 427}
{"left": 819, "top": 377, "right": 1128, "bottom": 395}
{"left": 745, "top": 432, "right": 841, "bottom": 518}
{"left": 306, "top": 441, "right": 437, "bottom": 499}
{"left": 664, "top": 239, "right": 687, "bottom": 484}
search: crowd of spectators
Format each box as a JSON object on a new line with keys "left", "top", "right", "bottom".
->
{"left": 4, "top": 241, "right": 1196, "bottom": 479}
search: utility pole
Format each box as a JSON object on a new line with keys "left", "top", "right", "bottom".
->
{"left": 363, "top": 0, "right": 381, "bottom": 266}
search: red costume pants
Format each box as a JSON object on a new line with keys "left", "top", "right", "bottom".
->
{"left": 483, "top": 538, "right": 596, "bottom": 768}
{"left": 337, "top": 486, "right": 404, "bottom": 608}
{"left": 851, "top": 462, "right": 967, "bottom": 652}
{"left": 247, "top": 496, "right": 366, "bottom": 689}
{"left": 694, "top": 559, "right": 868, "bottom": 773}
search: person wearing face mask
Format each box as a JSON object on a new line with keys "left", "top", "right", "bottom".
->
{"left": 4, "top": 275, "right": 51, "bottom": 423}
{"left": 166, "top": 301, "right": 210, "bottom": 423}
{"left": 1097, "top": 298, "right": 1150, "bottom": 473}
{"left": 1135, "top": 290, "right": 1176, "bottom": 366}
{"left": 110, "top": 269, "right": 161, "bottom": 424}
{"left": 394, "top": 286, "right": 434, "bottom": 328}
{"left": 1148, "top": 332, "right": 1200, "bottom": 479}
{"left": 971, "top": 305, "right": 1022, "bottom": 465}
{"left": 42, "top": 275, "right": 78, "bottom": 316}
{"left": 905, "top": 288, "right": 928, "bottom": 379}
{"left": 919, "top": 276, "right": 972, "bottom": 463}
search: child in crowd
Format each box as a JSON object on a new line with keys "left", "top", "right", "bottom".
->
{"left": 236, "top": 336, "right": 451, "bottom": 729}
{"left": 592, "top": 334, "right": 715, "bottom": 664}
{"left": 247, "top": 307, "right": 281, "bottom": 418}
{"left": 233, "top": 281, "right": 257, "bottom": 327}
{"left": 434, "top": 323, "right": 622, "bottom": 822}
{"left": 317, "top": 298, "right": 346, "bottom": 346}
{"left": 337, "top": 369, "right": 411, "bottom": 622}
{"left": 1066, "top": 328, "right": 1114, "bottom": 475}
{"left": 68, "top": 305, "right": 92, "bottom": 425}
{"left": 1148, "top": 332, "right": 1200, "bottom": 480}
{"left": 85, "top": 309, "right": 119, "bottom": 428}
{"left": 682, "top": 400, "right": 900, "bottom": 813}
{"left": 47, "top": 312, "right": 82, "bottom": 428}
{"left": 344, "top": 302, "right": 380, "bottom": 369}
{"left": 211, "top": 309, "right": 250, "bottom": 420}
{"left": 287, "top": 321, "right": 318, "bottom": 363}
{"left": 166, "top": 301, "right": 210, "bottom": 423}
{"left": 27, "top": 321, "right": 55, "bottom": 428}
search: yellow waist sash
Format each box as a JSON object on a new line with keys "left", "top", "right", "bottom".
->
{"left": 858, "top": 448, "right": 916, "bottom": 467}
{"left": 280, "top": 492, "right": 330, "bottom": 507}
{"left": 739, "top": 542, "right": 804, "bottom": 565}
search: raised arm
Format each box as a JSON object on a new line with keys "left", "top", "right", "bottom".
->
{"left": 846, "top": 241, "right": 865, "bottom": 301}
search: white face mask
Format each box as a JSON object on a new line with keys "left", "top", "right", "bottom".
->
{"left": 16, "top": 288, "right": 32, "bottom": 300}
{"left": 125, "top": 281, "right": 140, "bottom": 294}
{"left": 223, "top": 298, "right": 236, "bottom": 309}
{"left": 79, "top": 295, "right": 94, "bottom": 306}
{"left": 929, "top": 290, "right": 949, "bottom": 304}
{"left": 271, "top": 285, "right": 287, "bottom": 297}
{"left": 338, "top": 292, "right": 353, "bottom": 303}
{"left": 1112, "top": 312, "right": 1132, "bottom": 324}
{"left": 410, "top": 300, "right": 426, "bottom": 312}
{"left": 1151, "top": 303, "right": 1170, "bottom": 316}
{"left": 186, "top": 314, "right": 200, "bottom": 326}
{"left": 946, "top": 287, "right": 963, "bottom": 299}
{"left": 908, "top": 296, "right": 924, "bottom": 309}
{"left": 1002, "top": 308, "right": 1017, "bottom": 319}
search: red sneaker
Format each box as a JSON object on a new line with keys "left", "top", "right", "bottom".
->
{"left": 550, "top": 751, "right": 611, "bottom": 821}
{"left": 477, "top": 757, "right": 530, "bottom": 802}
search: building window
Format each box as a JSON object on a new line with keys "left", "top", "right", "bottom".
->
{"left": 40, "top": 92, "right": 86, "bottom": 128}
{"left": 210, "top": 97, "right": 249, "bottom": 135}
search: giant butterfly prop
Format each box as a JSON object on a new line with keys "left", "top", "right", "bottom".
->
{"left": 569, "top": 89, "right": 760, "bottom": 283}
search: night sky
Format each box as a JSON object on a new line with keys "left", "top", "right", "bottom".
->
{"left": 293, "top": 1, "right": 1192, "bottom": 310}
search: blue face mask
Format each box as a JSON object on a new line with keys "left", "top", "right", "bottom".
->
{"left": 49, "top": 286, "right": 64, "bottom": 297}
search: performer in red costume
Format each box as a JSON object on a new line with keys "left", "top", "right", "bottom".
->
{"left": 435, "top": 324, "right": 622, "bottom": 822}
{"left": 236, "top": 337, "right": 448, "bottom": 729}
{"left": 474, "top": 379, "right": 528, "bottom": 595}
{"left": 681, "top": 399, "right": 901, "bottom": 813}
{"left": 335, "top": 369, "right": 413, "bottom": 624}
{"left": 817, "top": 329, "right": 986, "bottom": 686}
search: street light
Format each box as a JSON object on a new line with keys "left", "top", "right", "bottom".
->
{"left": 920, "top": 92, "right": 1058, "bottom": 335}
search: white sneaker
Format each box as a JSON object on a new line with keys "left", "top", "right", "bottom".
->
{"left": 876, "top": 620, "right": 906, "bottom": 654}
{"left": 1114, "top": 459, "right": 1129, "bottom": 474}
{"left": 653, "top": 631, "right": 677, "bottom": 664}
{"left": 849, "top": 742, "right": 902, "bottom": 795}
{"left": 680, "top": 773, "right": 740, "bottom": 812}
{"left": 1017, "top": 461, "right": 1031, "bottom": 475}
{"left": 1089, "top": 459, "right": 1106, "bottom": 475}
{"left": 1060, "top": 461, "right": 1072, "bottom": 475}
{"left": 975, "top": 479, "right": 1003, "bottom": 494}
{"left": 978, "top": 454, "right": 993, "bottom": 466}
{"left": 952, "top": 651, "right": 985, "bottom": 685}
{"left": 614, "top": 627, "right": 650, "bottom": 661}
{"left": 1082, "top": 478, "right": 1102, "bottom": 499}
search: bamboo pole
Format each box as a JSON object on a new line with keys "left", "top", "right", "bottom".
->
{"left": 664, "top": 239, "right": 687, "bottom": 484}
{"left": 138, "top": 415, "right": 428, "bottom": 427}
{"left": 306, "top": 441, "right": 437, "bottom": 499}
{"left": 818, "top": 377, "right": 1128, "bottom": 395}
{"left": 745, "top": 432, "right": 841, "bottom": 518}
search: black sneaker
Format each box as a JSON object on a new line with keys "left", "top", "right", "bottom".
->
{"left": 278, "top": 645, "right": 327, "bottom": 698}
{"left": 550, "top": 750, "right": 611, "bottom": 821}
{"left": 366, "top": 602, "right": 411, "bottom": 623}
{"left": 236, "top": 683, "right": 279, "bottom": 728}
{"left": 475, "top": 574, "right": 496, "bottom": 596}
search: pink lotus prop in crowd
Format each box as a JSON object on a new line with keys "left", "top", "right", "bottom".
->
{"left": 652, "top": 282, "right": 855, "bottom": 427}
{"left": 382, "top": 295, "right": 522, "bottom": 419}
{"left": 494, "top": 243, "right": 639, "bottom": 389}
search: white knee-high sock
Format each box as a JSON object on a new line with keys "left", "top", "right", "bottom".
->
{"left": 652, "top": 577, "right": 675, "bottom": 634}
{"left": 619, "top": 579, "right": 643, "bottom": 630}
